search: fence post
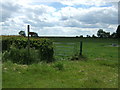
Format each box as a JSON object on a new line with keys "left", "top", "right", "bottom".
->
{"left": 27, "top": 25, "right": 30, "bottom": 64}
{"left": 79, "top": 41, "right": 82, "bottom": 56}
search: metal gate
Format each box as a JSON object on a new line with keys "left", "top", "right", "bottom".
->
{"left": 53, "top": 42, "right": 79, "bottom": 59}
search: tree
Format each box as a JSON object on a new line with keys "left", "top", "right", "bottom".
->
{"left": 104, "top": 32, "right": 110, "bottom": 38}
{"left": 97, "top": 29, "right": 110, "bottom": 38}
{"left": 111, "top": 32, "right": 117, "bottom": 38}
{"left": 86, "top": 35, "right": 91, "bottom": 38}
{"left": 97, "top": 29, "right": 105, "bottom": 38}
{"left": 19, "top": 31, "right": 26, "bottom": 37}
{"left": 92, "top": 34, "right": 97, "bottom": 38}
{"left": 116, "top": 25, "right": 120, "bottom": 38}
{"left": 80, "top": 35, "right": 83, "bottom": 38}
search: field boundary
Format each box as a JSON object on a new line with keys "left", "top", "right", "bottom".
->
{"left": 53, "top": 42, "right": 79, "bottom": 59}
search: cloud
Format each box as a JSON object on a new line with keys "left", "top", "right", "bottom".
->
{"left": 78, "top": 7, "right": 118, "bottom": 24}
{"left": 23, "top": 5, "right": 56, "bottom": 15}
{"left": 59, "top": 6, "right": 117, "bottom": 24}
{"left": 37, "top": 26, "right": 98, "bottom": 36}
{"left": 22, "top": 0, "right": 119, "bottom": 6}
{"left": 59, "top": 0, "right": 119, "bottom": 6}
{"left": 1, "top": 0, "right": 118, "bottom": 36}
{"left": 1, "top": 0, "right": 22, "bottom": 22}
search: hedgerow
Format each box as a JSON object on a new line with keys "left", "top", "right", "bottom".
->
{"left": 2, "top": 36, "right": 54, "bottom": 63}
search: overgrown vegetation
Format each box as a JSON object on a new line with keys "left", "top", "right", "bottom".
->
{"left": 2, "top": 36, "right": 54, "bottom": 63}
{"left": 2, "top": 37, "right": 118, "bottom": 88}
{"left": 2, "top": 46, "right": 39, "bottom": 64}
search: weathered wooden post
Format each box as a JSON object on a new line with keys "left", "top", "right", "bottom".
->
{"left": 79, "top": 41, "right": 82, "bottom": 56}
{"left": 27, "top": 25, "right": 30, "bottom": 64}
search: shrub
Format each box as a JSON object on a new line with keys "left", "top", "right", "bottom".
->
{"left": 38, "top": 39, "right": 54, "bottom": 62}
{"left": 2, "top": 37, "right": 54, "bottom": 63}
{"left": 2, "top": 38, "right": 13, "bottom": 52}
{"left": 2, "top": 45, "right": 39, "bottom": 64}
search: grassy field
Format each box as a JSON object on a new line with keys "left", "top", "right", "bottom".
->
{"left": 2, "top": 38, "right": 119, "bottom": 88}
{"left": 52, "top": 38, "right": 118, "bottom": 60}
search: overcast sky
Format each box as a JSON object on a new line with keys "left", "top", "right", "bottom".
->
{"left": 0, "top": 0, "right": 119, "bottom": 36}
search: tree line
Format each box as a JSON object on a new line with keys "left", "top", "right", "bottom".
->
{"left": 19, "top": 25, "right": 120, "bottom": 38}
{"left": 77, "top": 25, "right": 120, "bottom": 38}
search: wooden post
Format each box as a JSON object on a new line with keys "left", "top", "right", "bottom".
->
{"left": 79, "top": 41, "right": 82, "bottom": 56}
{"left": 27, "top": 25, "right": 30, "bottom": 64}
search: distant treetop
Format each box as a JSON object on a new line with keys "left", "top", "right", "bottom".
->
{"left": 19, "top": 31, "right": 26, "bottom": 37}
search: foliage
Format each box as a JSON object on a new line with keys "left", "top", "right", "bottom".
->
{"left": 97, "top": 29, "right": 110, "bottom": 38}
{"left": 19, "top": 31, "right": 26, "bottom": 37}
{"left": 86, "top": 35, "right": 91, "bottom": 38}
{"left": 2, "top": 45, "right": 39, "bottom": 64}
{"left": 38, "top": 39, "right": 54, "bottom": 62}
{"left": 2, "top": 36, "right": 54, "bottom": 63}
{"left": 116, "top": 25, "right": 120, "bottom": 38}
{"left": 97, "top": 29, "right": 104, "bottom": 38}
{"left": 2, "top": 38, "right": 13, "bottom": 51}
{"left": 80, "top": 35, "right": 83, "bottom": 38}
{"left": 2, "top": 38, "right": 118, "bottom": 88}
{"left": 92, "top": 34, "right": 97, "bottom": 38}
{"left": 110, "top": 32, "right": 117, "bottom": 38}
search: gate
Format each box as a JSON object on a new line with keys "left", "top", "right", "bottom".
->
{"left": 53, "top": 42, "right": 79, "bottom": 60}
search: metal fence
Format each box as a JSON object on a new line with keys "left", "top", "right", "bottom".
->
{"left": 53, "top": 42, "right": 80, "bottom": 59}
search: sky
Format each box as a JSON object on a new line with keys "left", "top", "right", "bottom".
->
{"left": 0, "top": 0, "right": 119, "bottom": 36}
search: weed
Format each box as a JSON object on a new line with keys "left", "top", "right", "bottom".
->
{"left": 53, "top": 61, "right": 64, "bottom": 70}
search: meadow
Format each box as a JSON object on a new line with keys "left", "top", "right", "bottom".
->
{"left": 2, "top": 37, "right": 119, "bottom": 88}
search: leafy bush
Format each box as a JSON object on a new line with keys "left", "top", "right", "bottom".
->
{"left": 2, "top": 45, "right": 39, "bottom": 64}
{"left": 2, "top": 38, "right": 13, "bottom": 52}
{"left": 2, "top": 37, "right": 54, "bottom": 63}
{"left": 38, "top": 39, "right": 54, "bottom": 62}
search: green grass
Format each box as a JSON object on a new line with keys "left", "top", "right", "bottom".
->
{"left": 2, "top": 38, "right": 119, "bottom": 88}
{"left": 52, "top": 38, "right": 118, "bottom": 61}
{"left": 2, "top": 60, "right": 118, "bottom": 88}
